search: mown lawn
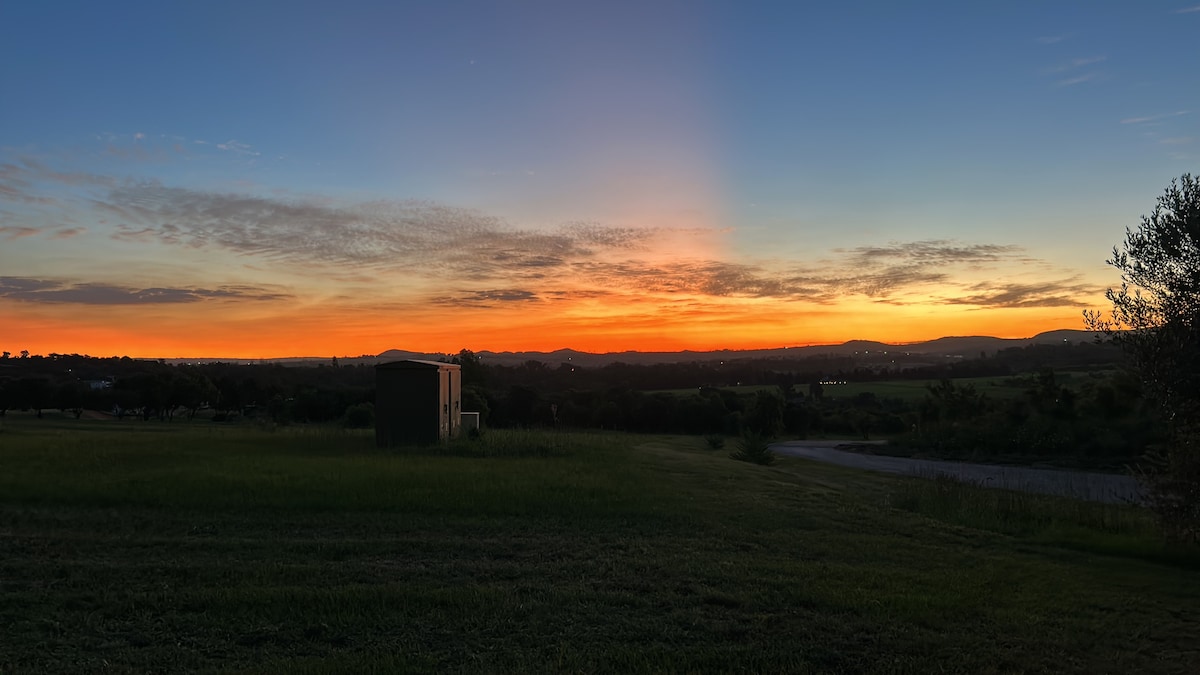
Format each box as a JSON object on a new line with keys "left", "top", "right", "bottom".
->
{"left": 0, "top": 418, "right": 1196, "bottom": 673}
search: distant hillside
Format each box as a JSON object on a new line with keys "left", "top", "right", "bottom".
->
{"left": 375, "top": 329, "right": 1105, "bottom": 367}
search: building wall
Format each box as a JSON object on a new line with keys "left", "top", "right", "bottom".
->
{"left": 375, "top": 361, "right": 462, "bottom": 446}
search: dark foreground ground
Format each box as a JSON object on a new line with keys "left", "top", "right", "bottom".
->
{"left": 1, "top": 418, "right": 1197, "bottom": 673}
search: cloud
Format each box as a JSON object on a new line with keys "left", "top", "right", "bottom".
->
{"left": 50, "top": 227, "right": 87, "bottom": 239}
{"left": 1175, "top": 5, "right": 1200, "bottom": 13}
{"left": 0, "top": 277, "right": 291, "bottom": 305}
{"left": 2, "top": 155, "right": 1099, "bottom": 313}
{"left": 1043, "top": 55, "right": 1104, "bottom": 87}
{"left": 431, "top": 289, "right": 541, "bottom": 306}
{"left": 1057, "top": 73, "right": 1098, "bottom": 87}
{"left": 216, "top": 140, "right": 260, "bottom": 156}
{"left": 840, "top": 240, "right": 1020, "bottom": 265}
{"left": 942, "top": 278, "right": 1102, "bottom": 308}
{"left": 92, "top": 182, "right": 1047, "bottom": 306}
{"left": 0, "top": 226, "right": 42, "bottom": 240}
{"left": 562, "top": 240, "right": 1032, "bottom": 305}
{"left": 1120, "top": 110, "right": 1190, "bottom": 125}
{"left": 566, "top": 257, "right": 947, "bottom": 304}
{"left": 1047, "top": 56, "right": 1106, "bottom": 74}
{"left": 0, "top": 162, "right": 63, "bottom": 205}
{"left": 1036, "top": 35, "right": 1068, "bottom": 45}
{"left": 94, "top": 183, "right": 659, "bottom": 280}
{"left": 568, "top": 260, "right": 804, "bottom": 299}
{"left": 87, "top": 180, "right": 1043, "bottom": 307}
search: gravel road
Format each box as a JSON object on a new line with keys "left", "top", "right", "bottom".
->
{"left": 770, "top": 440, "right": 1143, "bottom": 504}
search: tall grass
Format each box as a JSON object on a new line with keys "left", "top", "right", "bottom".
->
{"left": 887, "top": 472, "right": 1198, "bottom": 567}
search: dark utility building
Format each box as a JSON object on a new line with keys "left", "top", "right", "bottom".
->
{"left": 375, "top": 360, "right": 462, "bottom": 446}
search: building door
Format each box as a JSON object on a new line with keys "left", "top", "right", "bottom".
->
{"left": 442, "top": 369, "right": 451, "bottom": 440}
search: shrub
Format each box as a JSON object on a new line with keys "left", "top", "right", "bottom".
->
{"left": 730, "top": 432, "right": 775, "bottom": 466}
{"left": 341, "top": 402, "right": 374, "bottom": 429}
{"left": 704, "top": 434, "right": 725, "bottom": 450}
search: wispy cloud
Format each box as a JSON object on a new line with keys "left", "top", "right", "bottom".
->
{"left": 0, "top": 226, "right": 42, "bottom": 240}
{"left": 431, "top": 289, "right": 541, "bottom": 307}
{"left": 559, "top": 240, "right": 1029, "bottom": 305}
{"left": 1036, "top": 35, "right": 1068, "bottom": 45}
{"left": 943, "top": 278, "right": 1102, "bottom": 308}
{"left": 50, "top": 227, "right": 87, "bottom": 239}
{"left": 840, "top": 241, "right": 1020, "bottom": 265}
{"left": 1042, "top": 55, "right": 1105, "bottom": 87}
{"left": 1174, "top": 5, "right": 1200, "bottom": 14}
{"left": 0, "top": 156, "right": 1103, "bottom": 313}
{"left": 215, "top": 140, "right": 260, "bottom": 156}
{"left": 1120, "top": 110, "right": 1190, "bottom": 125}
{"left": 1047, "top": 56, "right": 1106, "bottom": 74}
{"left": 1057, "top": 73, "right": 1099, "bottom": 87}
{"left": 93, "top": 183, "right": 659, "bottom": 279}
{"left": 0, "top": 277, "right": 291, "bottom": 305}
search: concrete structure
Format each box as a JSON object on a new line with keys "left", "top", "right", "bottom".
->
{"left": 460, "top": 411, "right": 480, "bottom": 434}
{"left": 375, "top": 360, "right": 461, "bottom": 446}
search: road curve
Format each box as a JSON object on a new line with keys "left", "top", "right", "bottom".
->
{"left": 770, "top": 440, "right": 1143, "bottom": 504}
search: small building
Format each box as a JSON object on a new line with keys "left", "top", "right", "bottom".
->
{"left": 375, "top": 360, "right": 461, "bottom": 446}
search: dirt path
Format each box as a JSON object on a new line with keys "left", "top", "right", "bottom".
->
{"left": 771, "top": 440, "right": 1143, "bottom": 504}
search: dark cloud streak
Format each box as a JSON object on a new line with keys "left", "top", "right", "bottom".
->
{"left": 0, "top": 277, "right": 291, "bottom": 305}
{"left": 943, "top": 279, "right": 1102, "bottom": 308}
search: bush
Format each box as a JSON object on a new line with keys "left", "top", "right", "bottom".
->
{"left": 341, "top": 402, "right": 374, "bottom": 429}
{"left": 1136, "top": 433, "right": 1200, "bottom": 544}
{"left": 704, "top": 434, "right": 725, "bottom": 450}
{"left": 730, "top": 432, "right": 775, "bottom": 466}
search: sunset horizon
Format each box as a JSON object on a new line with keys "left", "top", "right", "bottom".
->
{"left": 4, "top": 321, "right": 1090, "bottom": 362}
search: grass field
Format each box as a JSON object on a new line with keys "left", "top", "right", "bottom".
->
{"left": 2, "top": 417, "right": 1198, "bottom": 673}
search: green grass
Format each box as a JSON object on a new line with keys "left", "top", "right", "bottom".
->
{"left": 1, "top": 417, "right": 1198, "bottom": 673}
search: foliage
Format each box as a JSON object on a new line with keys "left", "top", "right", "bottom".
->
{"left": 0, "top": 346, "right": 1158, "bottom": 472}
{"left": 341, "top": 402, "right": 374, "bottom": 429}
{"left": 743, "top": 389, "right": 785, "bottom": 437}
{"left": 704, "top": 434, "right": 725, "bottom": 450}
{"left": 1086, "top": 174, "right": 1200, "bottom": 542}
{"left": 729, "top": 432, "right": 775, "bottom": 465}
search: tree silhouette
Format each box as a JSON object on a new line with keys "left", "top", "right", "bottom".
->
{"left": 1086, "top": 174, "right": 1200, "bottom": 541}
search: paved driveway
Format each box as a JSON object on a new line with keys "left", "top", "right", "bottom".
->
{"left": 771, "top": 440, "right": 1143, "bottom": 504}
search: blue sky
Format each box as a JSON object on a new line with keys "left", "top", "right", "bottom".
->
{"left": 1, "top": 1, "right": 1198, "bottom": 356}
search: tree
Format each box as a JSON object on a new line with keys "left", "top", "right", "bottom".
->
{"left": 55, "top": 381, "right": 86, "bottom": 419}
{"left": 13, "top": 377, "right": 52, "bottom": 418}
{"left": 744, "top": 389, "right": 784, "bottom": 437}
{"left": 452, "top": 349, "right": 487, "bottom": 387}
{"left": 1085, "top": 174, "right": 1200, "bottom": 542}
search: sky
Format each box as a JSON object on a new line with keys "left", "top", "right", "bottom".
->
{"left": 1, "top": 1, "right": 1198, "bottom": 358}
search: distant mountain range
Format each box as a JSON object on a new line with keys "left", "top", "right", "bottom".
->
{"left": 373, "top": 329, "right": 1104, "bottom": 368}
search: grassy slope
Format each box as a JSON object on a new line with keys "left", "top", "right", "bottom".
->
{"left": 0, "top": 419, "right": 1197, "bottom": 674}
